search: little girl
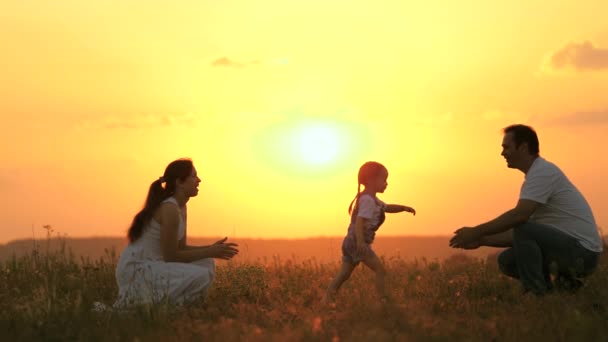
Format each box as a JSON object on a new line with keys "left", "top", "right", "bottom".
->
{"left": 324, "top": 161, "right": 415, "bottom": 303}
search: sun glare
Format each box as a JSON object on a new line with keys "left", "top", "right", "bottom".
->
{"left": 294, "top": 125, "right": 341, "bottom": 165}
{"left": 251, "top": 117, "right": 371, "bottom": 178}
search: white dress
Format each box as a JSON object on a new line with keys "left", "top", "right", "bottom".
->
{"left": 114, "top": 197, "right": 215, "bottom": 307}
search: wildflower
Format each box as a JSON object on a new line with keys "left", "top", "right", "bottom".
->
{"left": 312, "top": 316, "right": 322, "bottom": 333}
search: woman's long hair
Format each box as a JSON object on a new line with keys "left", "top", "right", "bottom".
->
{"left": 127, "top": 158, "right": 194, "bottom": 243}
{"left": 348, "top": 161, "right": 387, "bottom": 215}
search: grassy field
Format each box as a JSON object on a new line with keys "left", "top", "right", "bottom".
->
{"left": 1, "top": 240, "right": 607, "bottom": 341}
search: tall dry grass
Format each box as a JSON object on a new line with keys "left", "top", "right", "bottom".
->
{"left": 1, "top": 238, "right": 606, "bottom": 341}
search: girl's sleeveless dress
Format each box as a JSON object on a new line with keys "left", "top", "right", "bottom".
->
{"left": 114, "top": 197, "right": 215, "bottom": 307}
{"left": 341, "top": 193, "right": 386, "bottom": 264}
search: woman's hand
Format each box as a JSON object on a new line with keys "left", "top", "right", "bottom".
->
{"left": 209, "top": 237, "right": 239, "bottom": 260}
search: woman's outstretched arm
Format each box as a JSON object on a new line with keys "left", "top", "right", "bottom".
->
{"left": 160, "top": 204, "right": 238, "bottom": 262}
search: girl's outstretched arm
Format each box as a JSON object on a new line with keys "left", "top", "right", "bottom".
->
{"left": 385, "top": 204, "right": 416, "bottom": 215}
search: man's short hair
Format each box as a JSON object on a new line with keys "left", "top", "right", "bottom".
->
{"left": 503, "top": 124, "right": 540, "bottom": 155}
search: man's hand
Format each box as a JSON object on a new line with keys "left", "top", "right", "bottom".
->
{"left": 459, "top": 240, "right": 481, "bottom": 250}
{"left": 449, "top": 227, "right": 483, "bottom": 248}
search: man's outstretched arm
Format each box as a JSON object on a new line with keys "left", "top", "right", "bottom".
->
{"left": 479, "top": 230, "right": 513, "bottom": 248}
{"left": 450, "top": 199, "right": 538, "bottom": 248}
{"left": 476, "top": 199, "right": 538, "bottom": 236}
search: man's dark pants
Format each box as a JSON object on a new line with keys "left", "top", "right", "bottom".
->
{"left": 497, "top": 222, "right": 601, "bottom": 295}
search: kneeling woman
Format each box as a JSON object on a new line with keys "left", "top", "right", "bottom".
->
{"left": 114, "top": 158, "right": 238, "bottom": 307}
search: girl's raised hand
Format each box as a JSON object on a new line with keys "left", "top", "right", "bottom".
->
{"left": 404, "top": 206, "right": 416, "bottom": 216}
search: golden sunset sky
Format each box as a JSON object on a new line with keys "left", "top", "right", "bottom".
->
{"left": 1, "top": 1, "right": 607, "bottom": 243}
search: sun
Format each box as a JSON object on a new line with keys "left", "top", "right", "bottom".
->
{"left": 294, "top": 125, "right": 341, "bottom": 165}
{"left": 250, "top": 117, "right": 369, "bottom": 177}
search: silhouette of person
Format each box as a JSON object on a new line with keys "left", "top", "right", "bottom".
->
{"left": 450, "top": 124, "right": 603, "bottom": 295}
{"left": 114, "top": 158, "right": 238, "bottom": 307}
{"left": 324, "top": 161, "right": 416, "bottom": 304}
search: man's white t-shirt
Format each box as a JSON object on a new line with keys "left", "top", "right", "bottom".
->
{"left": 520, "top": 157, "right": 603, "bottom": 252}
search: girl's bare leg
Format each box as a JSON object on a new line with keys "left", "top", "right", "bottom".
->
{"left": 323, "top": 261, "right": 356, "bottom": 303}
{"left": 362, "top": 255, "right": 387, "bottom": 300}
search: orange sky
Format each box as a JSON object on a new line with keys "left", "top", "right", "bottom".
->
{"left": 1, "top": 1, "right": 607, "bottom": 243}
